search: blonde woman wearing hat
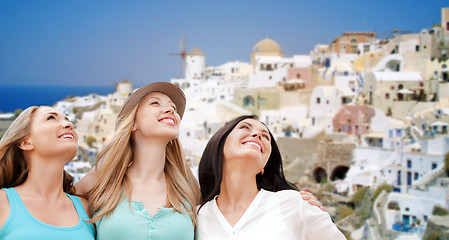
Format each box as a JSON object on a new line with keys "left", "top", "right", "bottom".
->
{"left": 0, "top": 106, "right": 95, "bottom": 239}
{"left": 76, "top": 82, "right": 200, "bottom": 239}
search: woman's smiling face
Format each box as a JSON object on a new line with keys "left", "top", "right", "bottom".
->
{"left": 222, "top": 118, "right": 272, "bottom": 175}
{"left": 132, "top": 92, "right": 181, "bottom": 141}
{"left": 25, "top": 106, "right": 78, "bottom": 160}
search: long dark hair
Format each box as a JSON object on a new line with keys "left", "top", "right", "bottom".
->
{"left": 198, "top": 115, "right": 297, "bottom": 206}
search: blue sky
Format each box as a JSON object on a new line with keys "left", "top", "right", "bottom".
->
{"left": 0, "top": 1, "right": 447, "bottom": 86}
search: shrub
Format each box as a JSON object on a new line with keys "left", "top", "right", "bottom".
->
{"left": 373, "top": 184, "right": 392, "bottom": 201}
{"left": 350, "top": 187, "right": 368, "bottom": 206}
{"left": 432, "top": 205, "right": 449, "bottom": 216}
{"left": 445, "top": 151, "right": 449, "bottom": 177}
{"left": 13, "top": 109, "right": 23, "bottom": 118}
{"left": 423, "top": 229, "right": 441, "bottom": 240}
{"left": 86, "top": 136, "right": 97, "bottom": 148}
{"left": 336, "top": 205, "right": 354, "bottom": 221}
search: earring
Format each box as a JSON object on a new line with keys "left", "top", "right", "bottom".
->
{"left": 261, "top": 169, "right": 264, "bottom": 175}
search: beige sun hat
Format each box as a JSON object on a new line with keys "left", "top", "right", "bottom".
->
{"left": 115, "top": 82, "right": 186, "bottom": 129}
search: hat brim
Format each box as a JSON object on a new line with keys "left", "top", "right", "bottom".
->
{"left": 116, "top": 82, "right": 186, "bottom": 129}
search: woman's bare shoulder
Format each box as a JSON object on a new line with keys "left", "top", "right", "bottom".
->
{"left": 0, "top": 189, "right": 11, "bottom": 228}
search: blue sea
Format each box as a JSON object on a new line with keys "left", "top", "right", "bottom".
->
{"left": 0, "top": 85, "right": 116, "bottom": 113}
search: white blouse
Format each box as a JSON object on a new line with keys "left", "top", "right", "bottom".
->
{"left": 196, "top": 189, "right": 346, "bottom": 240}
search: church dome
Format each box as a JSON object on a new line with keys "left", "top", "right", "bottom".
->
{"left": 253, "top": 38, "right": 283, "bottom": 53}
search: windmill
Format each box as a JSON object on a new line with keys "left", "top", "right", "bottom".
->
{"left": 169, "top": 34, "right": 187, "bottom": 78}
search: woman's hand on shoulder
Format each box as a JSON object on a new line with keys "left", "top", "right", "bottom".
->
{"left": 300, "top": 188, "right": 326, "bottom": 212}
{"left": 0, "top": 189, "right": 10, "bottom": 229}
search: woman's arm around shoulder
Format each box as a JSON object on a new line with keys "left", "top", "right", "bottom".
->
{"left": 74, "top": 168, "right": 97, "bottom": 197}
{"left": 0, "top": 189, "right": 10, "bottom": 229}
{"left": 79, "top": 197, "right": 91, "bottom": 218}
{"left": 275, "top": 190, "right": 346, "bottom": 239}
{"left": 297, "top": 194, "right": 346, "bottom": 239}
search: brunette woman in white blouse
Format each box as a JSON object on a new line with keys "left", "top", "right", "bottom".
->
{"left": 196, "top": 115, "right": 346, "bottom": 240}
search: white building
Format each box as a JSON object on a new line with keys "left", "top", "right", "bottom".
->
{"left": 178, "top": 99, "right": 251, "bottom": 164}
{"left": 309, "top": 86, "right": 342, "bottom": 133}
{"left": 72, "top": 94, "right": 107, "bottom": 108}
{"left": 341, "top": 136, "right": 448, "bottom": 195}
{"left": 259, "top": 104, "right": 309, "bottom": 138}
{"left": 185, "top": 46, "right": 206, "bottom": 80}
{"left": 108, "top": 80, "right": 133, "bottom": 111}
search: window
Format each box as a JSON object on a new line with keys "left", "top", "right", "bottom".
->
{"left": 363, "top": 45, "right": 370, "bottom": 53}
{"left": 432, "top": 163, "right": 437, "bottom": 169}
{"left": 414, "top": 172, "right": 419, "bottom": 180}
{"left": 296, "top": 73, "right": 301, "bottom": 79}
{"left": 386, "top": 93, "right": 390, "bottom": 99}
{"left": 326, "top": 100, "right": 329, "bottom": 104}
{"left": 316, "top": 97, "right": 321, "bottom": 104}
{"left": 243, "top": 96, "right": 255, "bottom": 107}
{"left": 259, "top": 98, "right": 266, "bottom": 106}
{"left": 407, "top": 160, "right": 412, "bottom": 168}
{"left": 390, "top": 86, "right": 395, "bottom": 90}
{"left": 416, "top": 45, "right": 420, "bottom": 52}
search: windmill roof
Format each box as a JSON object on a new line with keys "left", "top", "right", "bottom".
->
{"left": 188, "top": 46, "right": 205, "bottom": 56}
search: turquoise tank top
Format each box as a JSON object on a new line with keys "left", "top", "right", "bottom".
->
{"left": 96, "top": 197, "right": 194, "bottom": 240}
{"left": 0, "top": 188, "right": 95, "bottom": 240}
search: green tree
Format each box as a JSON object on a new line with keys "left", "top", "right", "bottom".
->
{"left": 350, "top": 187, "right": 368, "bottom": 207}
{"left": 423, "top": 230, "right": 441, "bottom": 240}
{"left": 445, "top": 151, "right": 449, "bottom": 177}
{"left": 86, "top": 136, "right": 97, "bottom": 148}
{"left": 433, "top": 205, "right": 449, "bottom": 216}
{"left": 336, "top": 205, "right": 354, "bottom": 221}
{"left": 14, "top": 109, "right": 23, "bottom": 119}
{"left": 373, "top": 184, "right": 392, "bottom": 201}
{"left": 386, "top": 107, "right": 392, "bottom": 116}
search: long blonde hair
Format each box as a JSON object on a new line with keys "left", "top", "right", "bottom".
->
{"left": 0, "top": 106, "right": 74, "bottom": 193}
{"left": 88, "top": 104, "right": 200, "bottom": 224}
